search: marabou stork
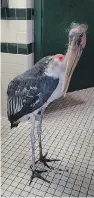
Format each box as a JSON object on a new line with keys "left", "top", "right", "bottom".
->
{"left": 7, "top": 23, "right": 87, "bottom": 184}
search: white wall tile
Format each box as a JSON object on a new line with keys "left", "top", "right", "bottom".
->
{"left": 8, "top": 32, "right": 17, "bottom": 43}
{"left": 1, "top": 62, "right": 28, "bottom": 75}
{"left": 16, "top": 20, "right": 27, "bottom": 32}
{"left": 2, "top": 20, "right": 15, "bottom": 34}
{"left": 27, "top": 20, "right": 34, "bottom": 32}
{"left": 1, "top": 21, "right": 17, "bottom": 43}
{"left": 2, "top": 20, "right": 34, "bottom": 43}
{"left": 26, "top": 0, "right": 34, "bottom": 8}
{"left": 1, "top": 73, "right": 17, "bottom": 85}
{"left": 9, "top": 0, "right": 34, "bottom": 8}
{"left": 27, "top": 30, "right": 34, "bottom": 43}
{"left": 1, "top": 31, "right": 8, "bottom": 43}
{"left": 1, "top": 91, "right": 7, "bottom": 104}
{"left": 1, "top": 20, "right": 8, "bottom": 30}
{"left": 28, "top": 53, "right": 34, "bottom": 69}
{"left": 1, "top": 53, "right": 28, "bottom": 65}
{"left": 1, "top": 101, "right": 7, "bottom": 117}
{"left": 15, "top": 54, "right": 28, "bottom": 65}
{"left": 2, "top": 20, "right": 27, "bottom": 33}
{"left": 1, "top": 20, "right": 27, "bottom": 43}
{"left": 1, "top": 85, "right": 7, "bottom": 117}
{"left": 7, "top": 20, "right": 27, "bottom": 33}
{"left": 7, "top": 20, "right": 17, "bottom": 32}
{"left": 27, "top": 20, "right": 34, "bottom": 43}
{"left": 1, "top": 21, "right": 8, "bottom": 41}
{"left": 17, "top": 32, "right": 27, "bottom": 44}
{"left": 9, "top": 0, "right": 26, "bottom": 8}
{"left": 27, "top": 21, "right": 34, "bottom": 43}
{"left": 2, "top": 110, "right": 7, "bottom": 117}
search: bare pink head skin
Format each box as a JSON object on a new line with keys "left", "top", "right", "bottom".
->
{"left": 69, "top": 23, "right": 87, "bottom": 49}
{"left": 54, "top": 54, "right": 65, "bottom": 62}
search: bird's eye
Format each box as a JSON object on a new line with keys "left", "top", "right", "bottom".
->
{"left": 79, "top": 33, "right": 83, "bottom": 38}
{"left": 77, "top": 33, "right": 84, "bottom": 46}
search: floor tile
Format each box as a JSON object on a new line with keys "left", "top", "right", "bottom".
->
{"left": 1, "top": 88, "right": 94, "bottom": 197}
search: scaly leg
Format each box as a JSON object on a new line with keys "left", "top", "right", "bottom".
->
{"left": 36, "top": 109, "right": 60, "bottom": 169}
{"left": 29, "top": 115, "right": 49, "bottom": 185}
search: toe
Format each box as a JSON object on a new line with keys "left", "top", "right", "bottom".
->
{"left": 29, "top": 169, "right": 50, "bottom": 185}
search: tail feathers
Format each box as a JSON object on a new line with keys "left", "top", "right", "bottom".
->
{"left": 7, "top": 112, "right": 19, "bottom": 129}
{"left": 11, "top": 121, "right": 19, "bottom": 129}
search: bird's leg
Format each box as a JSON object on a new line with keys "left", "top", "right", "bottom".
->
{"left": 36, "top": 109, "right": 60, "bottom": 170}
{"left": 29, "top": 115, "right": 49, "bottom": 185}
{"left": 31, "top": 116, "right": 35, "bottom": 171}
{"left": 37, "top": 108, "right": 44, "bottom": 159}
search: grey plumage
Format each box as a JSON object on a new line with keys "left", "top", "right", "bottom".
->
{"left": 7, "top": 56, "right": 59, "bottom": 127}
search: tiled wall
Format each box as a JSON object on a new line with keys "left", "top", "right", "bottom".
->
{"left": 1, "top": 0, "right": 34, "bottom": 117}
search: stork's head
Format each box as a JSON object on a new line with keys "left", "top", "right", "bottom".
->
{"left": 65, "top": 23, "right": 87, "bottom": 67}
{"left": 63, "top": 23, "right": 87, "bottom": 77}
{"left": 52, "top": 23, "right": 87, "bottom": 71}
{"left": 69, "top": 23, "right": 87, "bottom": 50}
{"left": 45, "top": 23, "right": 87, "bottom": 80}
{"left": 62, "top": 23, "right": 88, "bottom": 94}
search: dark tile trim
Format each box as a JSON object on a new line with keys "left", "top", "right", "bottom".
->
{"left": 6, "top": 8, "right": 16, "bottom": 20}
{"left": 28, "top": 43, "right": 34, "bottom": 54}
{"left": 1, "top": 43, "right": 8, "bottom": 53}
{"left": 1, "top": 8, "right": 34, "bottom": 20}
{"left": 18, "top": 44, "right": 28, "bottom": 54}
{"left": 16, "top": 9, "right": 26, "bottom": 20}
{"left": 8, "top": 43, "right": 17, "bottom": 54}
{"left": 1, "top": 42, "right": 34, "bottom": 55}
{"left": 1, "top": 8, "right": 7, "bottom": 19}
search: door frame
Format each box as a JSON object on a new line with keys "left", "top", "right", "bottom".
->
{"left": 34, "top": 0, "right": 43, "bottom": 63}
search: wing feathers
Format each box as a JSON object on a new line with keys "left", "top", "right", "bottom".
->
{"left": 7, "top": 61, "right": 59, "bottom": 124}
{"left": 7, "top": 96, "right": 24, "bottom": 116}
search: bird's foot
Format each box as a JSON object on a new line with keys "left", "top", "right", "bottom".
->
{"left": 35, "top": 152, "right": 60, "bottom": 170}
{"left": 29, "top": 169, "right": 50, "bottom": 185}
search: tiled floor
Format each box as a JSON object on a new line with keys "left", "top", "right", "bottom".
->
{"left": 1, "top": 87, "right": 94, "bottom": 197}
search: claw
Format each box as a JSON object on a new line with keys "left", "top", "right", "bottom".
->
{"left": 30, "top": 152, "right": 62, "bottom": 172}
{"left": 35, "top": 159, "right": 39, "bottom": 164}
{"left": 29, "top": 169, "right": 50, "bottom": 185}
{"left": 35, "top": 169, "right": 47, "bottom": 173}
{"left": 43, "top": 161, "right": 54, "bottom": 169}
{"left": 42, "top": 158, "right": 60, "bottom": 162}
{"left": 35, "top": 152, "right": 60, "bottom": 170}
{"left": 35, "top": 152, "right": 48, "bottom": 164}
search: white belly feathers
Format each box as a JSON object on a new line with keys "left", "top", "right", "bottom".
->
{"left": 44, "top": 77, "right": 65, "bottom": 109}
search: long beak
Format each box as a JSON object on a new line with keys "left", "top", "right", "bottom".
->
{"left": 63, "top": 40, "right": 83, "bottom": 96}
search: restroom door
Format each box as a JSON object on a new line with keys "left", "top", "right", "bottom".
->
{"left": 35, "top": 0, "right": 94, "bottom": 91}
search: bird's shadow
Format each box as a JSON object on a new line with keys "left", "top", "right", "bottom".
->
{"left": 45, "top": 93, "right": 85, "bottom": 114}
